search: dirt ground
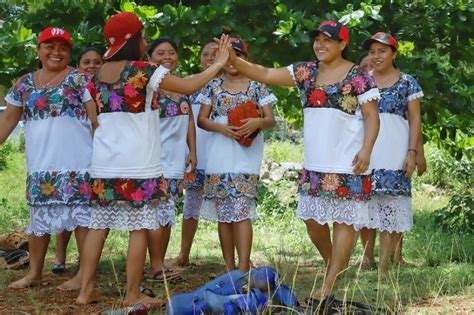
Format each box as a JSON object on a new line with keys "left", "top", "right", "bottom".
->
{"left": 1, "top": 264, "right": 473, "bottom": 314}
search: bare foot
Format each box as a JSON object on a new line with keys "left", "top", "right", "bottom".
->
{"left": 173, "top": 255, "right": 189, "bottom": 267}
{"left": 57, "top": 273, "right": 81, "bottom": 291}
{"left": 310, "top": 288, "right": 332, "bottom": 300}
{"left": 123, "top": 293, "right": 163, "bottom": 307}
{"left": 394, "top": 258, "right": 413, "bottom": 267}
{"left": 76, "top": 284, "right": 101, "bottom": 305}
{"left": 8, "top": 274, "right": 41, "bottom": 289}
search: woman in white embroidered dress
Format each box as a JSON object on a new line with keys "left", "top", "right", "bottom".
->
{"left": 175, "top": 41, "right": 219, "bottom": 267}
{"left": 361, "top": 32, "right": 424, "bottom": 275}
{"left": 198, "top": 38, "right": 277, "bottom": 272}
{"left": 1, "top": 27, "right": 97, "bottom": 290}
{"left": 227, "top": 21, "right": 380, "bottom": 302}
{"left": 145, "top": 37, "right": 196, "bottom": 282}
{"left": 76, "top": 12, "right": 230, "bottom": 306}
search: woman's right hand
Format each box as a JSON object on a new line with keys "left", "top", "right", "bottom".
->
{"left": 218, "top": 124, "right": 240, "bottom": 140}
{"left": 213, "top": 34, "right": 230, "bottom": 68}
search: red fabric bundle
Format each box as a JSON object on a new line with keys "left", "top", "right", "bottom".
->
{"left": 228, "top": 101, "right": 261, "bottom": 147}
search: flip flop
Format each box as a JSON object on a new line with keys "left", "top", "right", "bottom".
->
{"left": 0, "top": 249, "right": 30, "bottom": 269}
{"left": 140, "top": 286, "right": 156, "bottom": 298}
{"left": 52, "top": 262, "right": 67, "bottom": 274}
{"left": 148, "top": 268, "right": 184, "bottom": 284}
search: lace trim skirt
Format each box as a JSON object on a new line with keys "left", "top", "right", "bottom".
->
{"left": 183, "top": 187, "right": 204, "bottom": 220}
{"left": 26, "top": 205, "right": 91, "bottom": 236}
{"left": 89, "top": 199, "right": 175, "bottom": 230}
{"left": 201, "top": 196, "right": 258, "bottom": 223}
{"left": 296, "top": 195, "right": 371, "bottom": 231}
{"left": 366, "top": 195, "right": 412, "bottom": 233}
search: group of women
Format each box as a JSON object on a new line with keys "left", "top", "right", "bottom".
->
{"left": 0, "top": 12, "right": 425, "bottom": 308}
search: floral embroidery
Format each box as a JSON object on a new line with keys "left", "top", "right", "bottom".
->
{"left": 378, "top": 73, "right": 423, "bottom": 119}
{"left": 204, "top": 173, "right": 259, "bottom": 199}
{"left": 184, "top": 169, "right": 205, "bottom": 189}
{"left": 26, "top": 170, "right": 91, "bottom": 206}
{"left": 157, "top": 92, "right": 190, "bottom": 118}
{"left": 197, "top": 79, "right": 277, "bottom": 118}
{"left": 93, "top": 61, "right": 159, "bottom": 114}
{"left": 298, "top": 169, "right": 371, "bottom": 201}
{"left": 164, "top": 178, "right": 184, "bottom": 198}
{"left": 371, "top": 169, "right": 411, "bottom": 196}
{"left": 7, "top": 70, "right": 90, "bottom": 121}
{"left": 291, "top": 61, "right": 377, "bottom": 114}
{"left": 91, "top": 176, "right": 169, "bottom": 207}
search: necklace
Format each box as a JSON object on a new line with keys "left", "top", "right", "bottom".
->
{"left": 39, "top": 68, "right": 66, "bottom": 88}
{"left": 375, "top": 70, "right": 400, "bottom": 87}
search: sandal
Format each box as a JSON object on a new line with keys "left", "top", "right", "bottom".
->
{"left": 0, "top": 230, "right": 28, "bottom": 250}
{"left": 0, "top": 249, "right": 30, "bottom": 269}
{"left": 52, "top": 262, "right": 67, "bottom": 274}
{"left": 148, "top": 268, "right": 184, "bottom": 284}
{"left": 305, "top": 294, "right": 338, "bottom": 314}
{"left": 140, "top": 286, "right": 156, "bottom": 298}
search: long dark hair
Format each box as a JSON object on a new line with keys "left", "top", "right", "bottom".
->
{"left": 147, "top": 37, "right": 178, "bottom": 57}
{"left": 107, "top": 28, "right": 144, "bottom": 61}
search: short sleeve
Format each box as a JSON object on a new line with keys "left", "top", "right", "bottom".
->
{"left": 194, "top": 80, "right": 214, "bottom": 106}
{"left": 255, "top": 81, "right": 277, "bottom": 107}
{"left": 353, "top": 69, "right": 380, "bottom": 105}
{"left": 149, "top": 65, "right": 170, "bottom": 92}
{"left": 4, "top": 75, "right": 28, "bottom": 107}
{"left": 405, "top": 74, "right": 424, "bottom": 101}
{"left": 286, "top": 61, "right": 316, "bottom": 93}
{"left": 72, "top": 71, "right": 93, "bottom": 103}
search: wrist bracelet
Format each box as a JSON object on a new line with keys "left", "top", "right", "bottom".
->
{"left": 408, "top": 149, "right": 417, "bottom": 154}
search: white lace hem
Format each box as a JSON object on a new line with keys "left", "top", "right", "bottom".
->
{"left": 358, "top": 88, "right": 380, "bottom": 105}
{"left": 296, "top": 195, "right": 371, "bottom": 231}
{"left": 183, "top": 187, "right": 204, "bottom": 220}
{"left": 407, "top": 91, "right": 424, "bottom": 101}
{"left": 366, "top": 195, "right": 412, "bottom": 233}
{"left": 26, "top": 205, "right": 91, "bottom": 236}
{"left": 89, "top": 200, "right": 175, "bottom": 231}
{"left": 201, "top": 196, "right": 258, "bottom": 223}
{"left": 259, "top": 94, "right": 278, "bottom": 107}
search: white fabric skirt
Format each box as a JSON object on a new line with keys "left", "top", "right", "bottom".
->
{"left": 366, "top": 195, "right": 412, "bottom": 233}
{"left": 26, "top": 205, "right": 91, "bottom": 236}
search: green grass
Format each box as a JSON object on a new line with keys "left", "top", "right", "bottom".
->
{"left": 0, "top": 139, "right": 473, "bottom": 313}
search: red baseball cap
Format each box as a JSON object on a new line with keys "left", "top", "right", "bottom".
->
{"left": 38, "top": 27, "right": 72, "bottom": 46}
{"left": 103, "top": 12, "right": 143, "bottom": 59}
{"left": 229, "top": 37, "right": 248, "bottom": 55}
{"left": 309, "top": 21, "right": 350, "bottom": 45}
{"left": 363, "top": 32, "right": 398, "bottom": 50}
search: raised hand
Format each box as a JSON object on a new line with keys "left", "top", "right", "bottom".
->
{"left": 213, "top": 34, "right": 230, "bottom": 68}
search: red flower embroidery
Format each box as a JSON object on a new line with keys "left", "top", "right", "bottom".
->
{"left": 308, "top": 89, "right": 327, "bottom": 107}
{"left": 336, "top": 186, "right": 349, "bottom": 197}
{"left": 115, "top": 179, "right": 136, "bottom": 200}
{"left": 362, "top": 176, "right": 371, "bottom": 194}
{"left": 125, "top": 94, "right": 145, "bottom": 113}
{"left": 132, "top": 61, "right": 148, "bottom": 68}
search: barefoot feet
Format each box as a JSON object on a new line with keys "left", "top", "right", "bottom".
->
{"left": 8, "top": 274, "right": 42, "bottom": 289}
{"left": 57, "top": 273, "right": 81, "bottom": 291}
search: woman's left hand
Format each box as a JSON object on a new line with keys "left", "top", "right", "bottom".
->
{"left": 403, "top": 151, "right": 416, "bottom": 177}
{"left": 185, "top": 152, "right": 197, "bottom": 173}
{"left": 352, "top": 148, "right": 371, "bottom": 175}
{"left": 237, "top": 118, "right": 261, "bottom": 138}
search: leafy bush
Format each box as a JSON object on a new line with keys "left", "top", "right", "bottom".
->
{"left": 413, "top": 144, "right": 473, "bottom": 191}
{"left": 434, "top": 191, "right": 474, "bottom": 234}
{"left": 0, "top": 141, "right": 14, "bottom": 171}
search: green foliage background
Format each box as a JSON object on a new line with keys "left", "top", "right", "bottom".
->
{"left": 1, "top": 0, "right": 473, "bottom": 158}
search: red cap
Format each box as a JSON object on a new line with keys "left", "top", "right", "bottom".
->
{"left": 38, "top": 27, "right": 72, "bottom": 46}
{"left": 363, "top": 32, "right": 398, "bottom": 50}
{"left": 103, "top": 12, "right": 143, "bottom": 59}
{"left": 309, "top": 21, "right": 350, "bottom": 45}
{"left": 229, "top": 37, "right": 248, "bottom": 55}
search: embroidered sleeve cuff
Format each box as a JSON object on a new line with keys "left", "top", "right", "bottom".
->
{"left": 149, "top": 65, "right": 171, "bottom": 91}
{"left": 82, "top": 88, "right": 92, "bottom": 103}
{"left": 259, "top": 94, "right": 278, "bottom": 107}
{"left": 195, "top": 93, "right": 212, "bottom": 106}
{"left": 286, "top": 65, "right": 298, "bottom": 87}
{"left": 358, "top": 88, "right": 380, "bottom": 105}
{"left": 407, "top": 91, "right": 424, "bottom": 101}
{"left": 4, "top": 94, "right": 22, "bottom": 107}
